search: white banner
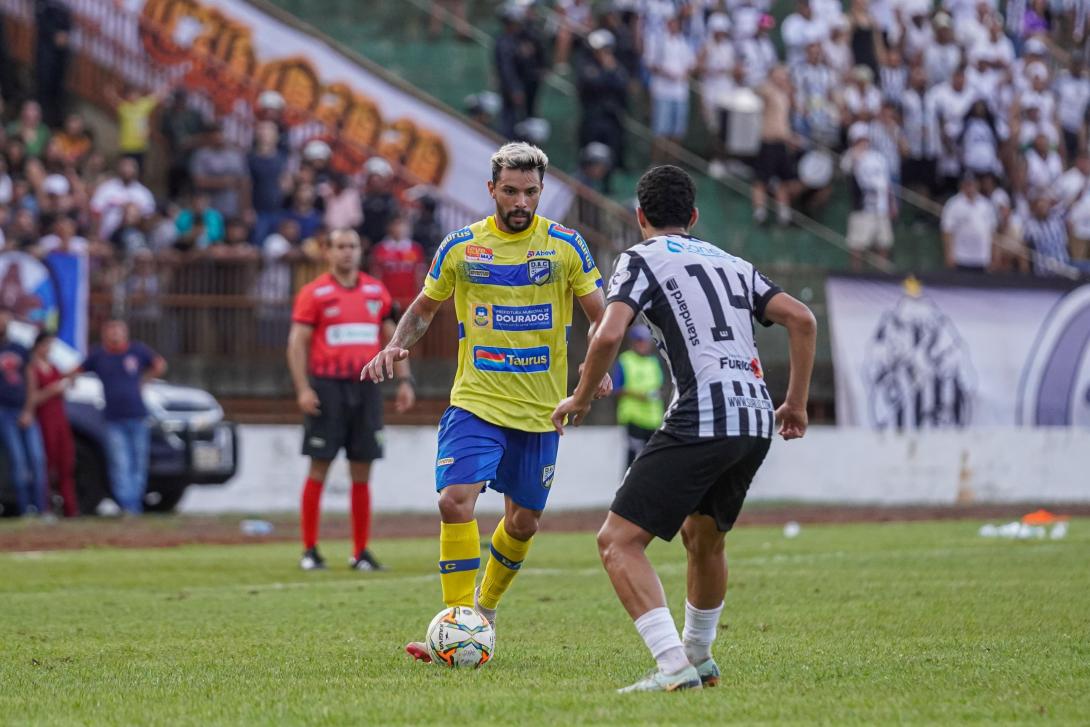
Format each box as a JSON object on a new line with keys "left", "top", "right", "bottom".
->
{"left": 3, "top": 0, "right": 574, "bottom": 221}
{"left": 827, "top": 275, "right": 1090, "bottom": 428}
{"left": 179, "top": 424, "right": 1090, "bottom": 513}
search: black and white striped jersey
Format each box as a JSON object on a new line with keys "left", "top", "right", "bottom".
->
{"left": 606, "top": 235, "right": 783, "bottom": 439}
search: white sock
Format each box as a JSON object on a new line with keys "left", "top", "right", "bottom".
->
{"left": 634, "top": 607, "right": 690, "bottom": 674}
{"left": 682, "top": 600, "right": 723, "bottom": 665}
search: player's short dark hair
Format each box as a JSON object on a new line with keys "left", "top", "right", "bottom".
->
{"left": 636, "top": 165, "right": 696, "bottom": 229}
{"left": 491, "top": 142, "right": 549, "bottom": 183}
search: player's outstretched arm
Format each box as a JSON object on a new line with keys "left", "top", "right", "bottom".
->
{"left": 576, "top": 289, "right": 614, "bottom": 399}
{"left": 361, "top": 292, "right": 442, "bottom": 382}
{"left": 763, "top": 293, "right": 817, "bottom": 440}
{"left": 552, "top": 301, "right": 636, "bottom": 434}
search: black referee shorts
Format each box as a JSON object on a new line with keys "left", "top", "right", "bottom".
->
{"left": 610, "top": 430, "right": 771, "bottom": 541}
{"left": 302, "top": 377, "right": 384, "bottom": 463}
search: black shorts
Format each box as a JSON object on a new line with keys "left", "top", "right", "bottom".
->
{"left": 754, "top": 142, "right": 796, "bottom": 185}
{"left": 302, "top": 377, "right": 384, "bottom": 462}
{"left": 610, "top": 430, "right": 771, "bottom": 541}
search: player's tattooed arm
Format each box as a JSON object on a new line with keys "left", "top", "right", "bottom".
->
{"left": 362, "top": 293, "right": 442, "bottom": 382}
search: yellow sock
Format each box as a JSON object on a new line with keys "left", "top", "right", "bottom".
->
{"left": 478, "top": 518, "right": 533, "bottom": 610}
{"left": 439, "top": 520, "right": 480, "bottom": 608}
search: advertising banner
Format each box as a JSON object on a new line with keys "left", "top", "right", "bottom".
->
{"left": 827, "top": 275, "right": 1090, "bottom": 428}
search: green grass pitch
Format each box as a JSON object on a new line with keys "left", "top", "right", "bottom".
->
{"left": 2, "top": 519, "right": 1088, "bottom": 725}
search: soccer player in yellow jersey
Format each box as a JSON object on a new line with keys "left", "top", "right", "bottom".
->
{"left": 361, "top": 142, "right": 611, "bottom": 661}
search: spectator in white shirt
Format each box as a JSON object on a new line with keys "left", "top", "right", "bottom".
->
{"left": 954, "top": 0, "right": 995, "bottom": 49}
{"left": 1054, "top": 57, "right": 1090, "bottom": 159}
{"left": 697, "top": 13, "right": 741, "bottom": 134}
{"left": 37, "top": 215, "right": 89, "bottom": 256}
{"left": 842, "top": 65, "right": 882, "bottom": 129}
{"left": 972, "top": 18, "right": 1014, "bottom": 68}
{"left": 895, "top": 1, "right": 935, "bottom": 63}
{"left": 1024, "top": 132, "right": 1063, "bottom": 196}
{"left": 645, "top": 16, "right": 697, "bottom": 161}
{"left": 842, "top": 122, "right": 894, "bottom": 270}
{"left": 960, "top": 99, "right": 1003, "bottom": 178}
{"left": 1055, "top": 152, "right": 1090, "bottom": 206}
{"left": 901, "top": 66, "right": 935, "bottom": 196}
{"left": 734, "top": 13, "right": 779, "bottom": 88}
{"left": 941, "top": 173, "right": 997, "bottom": 271}
{"left": 1068, "top": 187, "right": 1090, "bottom": 260}
{"left": 927, "top": 64, "right": 977, "bottom": 196}
{"left": 780, "top": 0, "right": 827, "bottom": 66}
{"left": 823, "top": 17, "right": 853, "bottom": 78}
{"left": 89, "top": 157, "right": 155, "bottom": 242}
{"left": 926, "top": 14, "right": 963, "bottom": 86}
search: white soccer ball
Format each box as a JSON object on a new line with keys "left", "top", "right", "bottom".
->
{"left": 425, "top": 606, "right": 495, "bottom": 668}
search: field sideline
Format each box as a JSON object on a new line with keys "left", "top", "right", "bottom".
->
{"left": 2, "top": 520, "right": 1088, "bottom": 725}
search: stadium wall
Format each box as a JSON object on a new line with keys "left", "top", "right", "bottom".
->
{"left": 178, "top": 425, "right": 1090, "bottom": 513}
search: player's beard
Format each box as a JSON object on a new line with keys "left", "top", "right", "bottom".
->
{"left": 500, "top": 208, "right": 534, "bottom": 232}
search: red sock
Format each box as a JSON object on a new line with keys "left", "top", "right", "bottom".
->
{"left": 301, "top": 477, "right": 323, "bottom": 549}
{"left": 351, "top": 481, "right": 372, "bottom": 558}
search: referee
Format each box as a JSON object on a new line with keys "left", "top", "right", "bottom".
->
{"left": 553, "top": 166, "right": 817, "bottom": 692}
{"left": 287, "top": 229, "right": 415, "bottom": 571}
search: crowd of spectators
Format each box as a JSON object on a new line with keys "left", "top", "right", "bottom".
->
{"left": 0, "top": 86, "right": 443, "bottom": 333}
{"left": 485, "top": 0, "right": 1090, "bottom": 277}
{"left": 0, "top": 71, "right": 449, "bottom": 517}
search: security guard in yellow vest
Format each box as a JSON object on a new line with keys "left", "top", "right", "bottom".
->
{"left": 612, "top": 325, "right": 665, "bottom": 466}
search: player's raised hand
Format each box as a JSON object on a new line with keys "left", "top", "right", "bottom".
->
{"left": 361, "top": 346, "right": 410, "bottom": 382}
{"left": 297, "top": 386, "right": 321, "bottom": 416}
{"left": 551, "top": 396, "right": 591, "bottom": 435}
{"left": 775, "top": 402, "right": 808, "bottom": 440}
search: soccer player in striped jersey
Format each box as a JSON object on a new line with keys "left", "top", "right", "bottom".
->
{"left": 553, "top": 165, "right": 817, "bottom": 692}
{"left": 361, "top": 143, "right": 611, "bottom": 661}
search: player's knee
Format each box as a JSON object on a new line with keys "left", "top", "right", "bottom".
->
{"left": 504, "top": 510, "right": 539, "bottom": 541}
{"left": 681, "top": 522, "right": 724, "bottom": 559}
{"left": 437, "top": 489, "right": 473, "bottom": 522}
{"left": 596, "top": 524, "right": 628, "bottom": 567}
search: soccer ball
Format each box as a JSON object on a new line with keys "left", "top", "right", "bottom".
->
{"left": 425, "top": 606, "right": 495, "bottom": 668}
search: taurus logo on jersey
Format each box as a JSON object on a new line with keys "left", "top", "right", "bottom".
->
{"left": 472, "top": 345, "right": 550, "bottom": 373}
{"left": 473, "top": 305, "right": 490, "bottom": 327}
{"left": 527, "top": 259, "right": 552, "bottom": 286}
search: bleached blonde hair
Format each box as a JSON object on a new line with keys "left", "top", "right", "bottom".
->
{"left": 490, "top": 142, "right": 549, "bottom": 183}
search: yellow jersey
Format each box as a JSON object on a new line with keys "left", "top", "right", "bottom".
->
{"left": 423, "top": 214, "right": 602, "bottom": 432}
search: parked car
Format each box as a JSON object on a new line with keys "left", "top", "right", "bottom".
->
{"left": 0, "top": 376, "right": 238, "bottom": 515}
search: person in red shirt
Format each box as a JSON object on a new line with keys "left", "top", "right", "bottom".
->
{"left": 28, "top": 332, "right": 78, "bottom": 517}
{"left": 368, "top": 214, "right": 427, "bottom": 313}
{"left": 287, "top": 228, "right": 416, "bottom": 571}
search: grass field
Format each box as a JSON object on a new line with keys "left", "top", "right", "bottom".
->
{"left": 2, "top": 519, "right": 1089, "bottom": 725}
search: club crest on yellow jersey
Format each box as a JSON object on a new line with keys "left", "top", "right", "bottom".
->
{"left": 528, "top": 259, "right": 552, "bottom": 286}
